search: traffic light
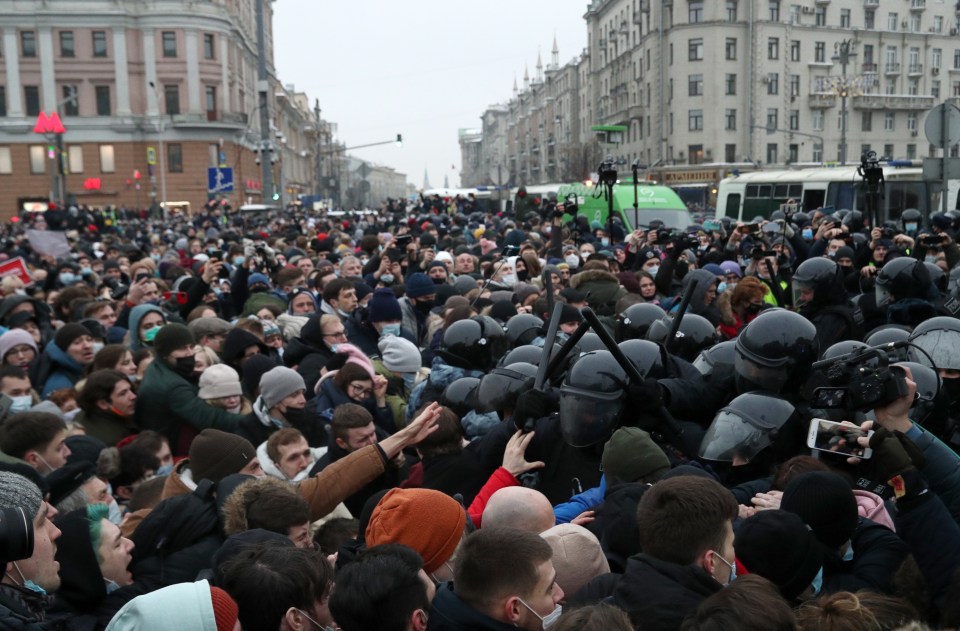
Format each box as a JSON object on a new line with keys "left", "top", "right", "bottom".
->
{"left": 396, "top": 134, "right": 403, "bottom": 147}
{"left": 47, "top": 145, "right": 56, "bottom": 159}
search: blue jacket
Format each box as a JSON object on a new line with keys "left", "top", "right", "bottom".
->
{"left": 406, "top": 356, "right": 499, "bottom": 439}
{"left": 554, "top": 476, "right": 607, "bottom": 524}
{"left": 315, "top": 375, "right": 396, "bottom": 435}
{"left": 907, "top": 423, "right": 960, "bottom": 524}
{"left": 41, "top": 340, "right": 84, "bottom": 397}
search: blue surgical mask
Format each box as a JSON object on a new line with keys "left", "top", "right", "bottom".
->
{"left": 150, "top": 254, "right": 161, "bottom": 262}
{"left": 842, "top": 542, "right": 854, "bottom": 561}
{"left": 9, "top": 395, "right": 32, "bottom": 414}
{"left": 811, "top": 566, "right": 824, "bottom": 596}
{"left": 600, "top": 237, "right": 610, "bottom": 247}
{"left": 712, "top": 551, "right": 737, "bottom": 585}
{"left": 381, "top": 323, "right": 401, "bottom": 337}
{"left": 59, "top": 272, "right": 77, "bottom": 285}
{"left": 717, "top": 282, "right": 728, "bottom": 294}
{"left": 107, "top": 500, "right": 122, "bottom": 526}
{"left": 93, "top": 342, "right": 105, "bottom": 355}
{"left": 104, "top": 578, "right": 120, "bottom": 594}
{"left": 647, "top": 265, "right": 660, "bottom": 277}
{"left": 518, "top": 599, "right": 563, "bottom": 631}
{"left": 330, "top": 344, "right": 340, "bottom": 353}
{"left": 233, "top": 256, "right": 245, "bottom": 266}
{"left": 802, "top": 228, "right": 814, "bottom": 240}
{"left": 156, "top": 463, "right": 174, "bottom": 476}
{"left": 381, "top": 274, "right": 395, "bottom": 285}
{"left": 402, "top": 373, "right": 417, "bottom": 390}
{"left": 925, "top": 255, "right": 938, "bottom": 265}
{"left": 905, "top": 222, "right": 918, "bottom": 233}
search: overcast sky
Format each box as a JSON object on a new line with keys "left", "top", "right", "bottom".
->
{"left": 273, "top": 1, "right": 587, "bottom": 190}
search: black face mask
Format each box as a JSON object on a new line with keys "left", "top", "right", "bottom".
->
{"left": 173, "top": 356, "right": 197, "bottom": 378}
{"left": 517, "top": 269, "right": 529, "bottom": 282}
{"left": 944, "top": 377, "right": 960, "bottom": 406}
{"left": 415, "top": 300, "right": 433, "bottom": 314}
{"left": 285, "top": 405, "right": 310, "bottom": 426}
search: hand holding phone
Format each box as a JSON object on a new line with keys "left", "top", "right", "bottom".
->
{"left": 807, "top": 418, "right": 873, "bottom": 459}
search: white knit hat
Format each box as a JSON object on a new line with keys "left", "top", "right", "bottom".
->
{"left": 198, "top": 364, "right": 243, "bottom": 400}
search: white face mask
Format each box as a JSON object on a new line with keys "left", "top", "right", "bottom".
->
{"left": 518, "top": 599, "right": 562, "bottom": 631}
{"left": 564, "top": 254, "right": 580, "bottom": 269}
{"left": 501, "top": 273, "right": 517, "bottom": 287}
{"left": 9, "top": 395, "right": 32, "bottom": 414}
{"left": 647, "top": 265, "right": 660, "bottom": 278}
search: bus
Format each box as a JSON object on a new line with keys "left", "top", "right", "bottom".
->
{"left": 716, "top": 165, "right": 937, "bottom": 224}
{"left": 557, "top": 180, "right": 693, "bottom": 232}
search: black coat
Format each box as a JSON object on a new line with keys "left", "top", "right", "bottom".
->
{"left": 0, "top": 585, "right": 65, "bottom": 631}
{"left": 586, "top": 482, "right": 650, "bottom": 573}
{"left": 821, "top": 517, "right": 909, "bottom": 595}
{"left": 426, "top": 583, "right": 517, "bottom": 631}
{"left": 612, "top": 554, "right": 722, "bottom": 631}
{"left": 309, "top": 428, "right": 402, "bottom": 517}
{"left": 235, "top": 408, "right": 329, "bottom": 449}
{"left": 283, "top": 337, "right": 334, "bottom": 400}
{"left": 418, "top": 442, "right": 489, "bottom": 506}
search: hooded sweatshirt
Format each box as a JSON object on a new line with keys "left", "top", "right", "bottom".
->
{"left": 105, "top": 579, "right": 218, "bottom": 631}
{"left": 127, "top": 304, "right": 164, "bottom": 353}
{"left": 256, "top": 440, "right": 327, "bottom": 482}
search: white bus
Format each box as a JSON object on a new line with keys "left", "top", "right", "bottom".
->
{"left": 716, "top": 164, "right": 938, "bottom": 224}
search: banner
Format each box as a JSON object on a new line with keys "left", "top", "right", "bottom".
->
{"left": 25, "top": 229, "right": 71, "bottom": 259}
{"left": 0, "top": 257, "right": 31, "bottom": 285}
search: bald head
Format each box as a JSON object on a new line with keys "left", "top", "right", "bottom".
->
{"left": 481, "top": 487, "right": 555, "bottom": 533}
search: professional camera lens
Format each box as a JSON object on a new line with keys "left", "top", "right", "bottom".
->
{"left": 0, "top": 507, "right": 34, "bottom": 567}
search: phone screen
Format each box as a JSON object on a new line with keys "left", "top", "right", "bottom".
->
{"left": 812, "top": 387, "right": 847, "bottom": 409}
{"left": 808, "top": 419, "right": 872, "bottom": 458}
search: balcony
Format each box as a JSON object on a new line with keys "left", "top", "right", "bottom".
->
{"left": 864, "top": 0, "right": 879, "bottom": 5}
{"left": 169, "top": 112, "right": 247, "bottom": 129}
{"left": 862, "top": 62, "right": 878, "bottom": 73}
{"left": 908, "top": 63, "right": 924, "bottom": 75}
{"left": 815, "top": 0, "right": 830, "bottom": 4}
{"left": 885, "top": 62, "right": 901, "bottom": 74}
{"left": 851, "top": 94, "right": 935, "bottom": 110}
{"left": 809, "top": 93, "right": 837, "bottom": 108}
{"left": 910, "top": 0, "right": 925, "bottom": 10}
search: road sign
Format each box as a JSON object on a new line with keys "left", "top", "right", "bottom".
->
{"left": 489, "top": 165, "right": 507, "bottom": 186}
{"left": 924, "top": 103, "right": 960, "bottom": 148}
{"left": 207, "top": 167, "right": 234, "bottom": 194}
{"left": 146, "top": 147, "right": 156, "bottom": 165}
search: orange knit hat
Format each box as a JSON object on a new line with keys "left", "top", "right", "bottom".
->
{"left": 365, "top": 488, "right": 467, "bottom": 574}
{"left": 209, "top": 586, "right": 239, "bottom": 631}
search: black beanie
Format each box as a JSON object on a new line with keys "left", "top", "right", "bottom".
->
{"left": 54, "top": 323, "right": 90, "bottom": 351}
{"left": 781, "top": 471, "right": 859, "bottom": 549}
{"left": 735, "top": 510, "right": 824, "bottom": 600}
{"left": 153, "top": 323, "right": 195, "bottom": 359}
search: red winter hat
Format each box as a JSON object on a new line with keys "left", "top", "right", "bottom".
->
{"left": 209, "top": 586, "right": 239, "bottom": 631}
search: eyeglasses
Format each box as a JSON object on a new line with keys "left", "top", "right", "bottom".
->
{"left": 349, "top": 383, "right": 372, "bottom": 398}
{"left": 323, "top": 330, "right": 347, "bottom": 340}
{"left": 8, "top": 346, "right": 35, "bottom": 357}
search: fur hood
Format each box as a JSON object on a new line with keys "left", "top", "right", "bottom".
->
{"left": 716, "top": 289, "right": 736, "bottom": 327}
{"left": 569, "top": 268, "right": 620, "bottom": 289}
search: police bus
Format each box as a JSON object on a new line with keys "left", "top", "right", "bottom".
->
{"left": 716, "top": 163, "right": 936, "bottom": 224}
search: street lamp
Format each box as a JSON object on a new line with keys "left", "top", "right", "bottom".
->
{"left": 832, "top": 39, "right": 858, "bottom": 165}
{"left": 147, "top": 81, "right": 168, "bottom": 220}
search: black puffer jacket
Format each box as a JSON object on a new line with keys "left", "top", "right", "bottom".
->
{"left": 612, "top": 554, "right": 722, "bottom": 631}
{"left": 284, "top": 315, "right": 335, "bottom": 399}
{"left": 0, "top": 585, "right": 64, "bottom": 631}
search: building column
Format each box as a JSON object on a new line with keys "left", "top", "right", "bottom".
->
{"left": 113, "top": 28, "right": 131, "bottom": 115}
{"left": 143, "top": 29, "right": 158, "bottom": 115}
{"left": 38, "top": 27, "right": 56, "bottom": 112}
{"left": 220, "top": 33, "right": 229, "bottom": 113}
{"left": 185, "top": 29, "right": 201, "bottom": 113}
{"left": 4, "top": 30, "right": 24, "bottom": 116}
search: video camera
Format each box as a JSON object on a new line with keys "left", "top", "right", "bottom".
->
{"left": 597, "top": 158, "right": 618, "bottom": 187}
{"left": 810, "top": 345, "right": 910, "bottom": 412}
{"left": 0, "top": 508, "right": 34, "bottom": 567}
{"left": 658, "top": 228, "right": 699, "bottom": 251}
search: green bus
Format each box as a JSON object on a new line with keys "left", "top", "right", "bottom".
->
{"left": 557, "top": 180, "right": 693, "bottom": 232}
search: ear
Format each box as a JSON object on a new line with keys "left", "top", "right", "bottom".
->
{"left": 411, "top": 608, "right": 429, "bottom": 631}
{"left": 699, "top": 548, "right": 716, "bottom": 576}
{"left": 502, "top": 596, "right": 523, "bottom": 625}
{"left": 22, "top": 452, "right": 41, "bottom": 469}
{"left": 96, "top": 399, "right": 111, "bottom": 412}
{"left": 115, "top": 485, "right": 134, "bottom": 501}
{"left": 282, "top": 607, "right": 303, "bottom": 631}
{"left": 335, "top": 438, "right": 349, "bottom": 451}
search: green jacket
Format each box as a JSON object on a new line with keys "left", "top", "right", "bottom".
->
{"left": 135, "top": 358, "right": 240, "bottom": 455}
{"left": 76, "top": 407, "right": 138, "bottom": 447}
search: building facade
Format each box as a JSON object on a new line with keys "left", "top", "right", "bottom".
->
{"left": 466, "top": 0, "right": 960, "bottom": 188}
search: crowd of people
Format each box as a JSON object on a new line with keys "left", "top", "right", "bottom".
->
{"left": 0, "top": 193, "right": 959, "bottom": 630}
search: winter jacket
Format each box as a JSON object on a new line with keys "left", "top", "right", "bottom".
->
{"left": 668, "top": 269, "right": 722, "bottom": 327}
{"left": 821, "top": 518, "right": 909, "bottom": 595}
{"left": 282, "top": 337, "right": 334, "bottom": 400}
{"left": 426, "top": 582, "right": 518, "bottom": 631}
{"left": 236, "top": 396, "right": 328, "bottom": 449}
{"left": 612, "top": 554, "right": 722, "bottom": 631}
{"left": 399, "top": 297, "right": 431, "bottom": 348}
{"left": 554, "top": 476, "right": 606, "bottom": 525}
{"left": 907, "top": 423, "right": 960, "bottom": 525}
{"left": 126, "top": 305, "right": 164, "bottom": 354}
{"left": 343, "top": 312, "right": 417, "bottom": 358}
{"left": 75, "top": 408, "right": 138, "bottom": 447}
{"left": 406, "top": 356, "right": 499, "bottom": 439}
{"left": 257, "top": 440, "right": 327, "bottom": 482}
{"left": 104, "top": 579, "right": 220, "bottom": 631}
{"left": 38, "top": 340, "right": 86, "bottom": 398}
{"left": 569, "top": 269, "right": 627, "bottom": 317}
{"left": 314, "top": 375, "right": 396, "bottom": 435}
{"left": 298, "top": 443, "right": 394, "bottom": 521}
{"left": 401, "top": 442, "right": 490, "bottom": 506}
{"left": 585, "top": 481, "right": 650, "bottom": 573}
{"left": 0, "top": 584, "right": 64, "bottom": 631}
{"left": 308, "top": 430, "right": 402, "bottom": 517}
{"left": 136, "top": 356, "right": 241, "bottom": 456}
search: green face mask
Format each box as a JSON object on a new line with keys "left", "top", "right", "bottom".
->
{"left": 143, "top": 326, "right": 160, "bottom": 344}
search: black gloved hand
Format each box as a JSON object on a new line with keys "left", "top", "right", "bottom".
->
{"left": 513, "top": 389, "right": 556, "bottom": 432}
{"left": 869, "top": 427, "right": 926, "bottom": 482}
{"left": 626, "top": 378, "right": 664, "bottom": 412}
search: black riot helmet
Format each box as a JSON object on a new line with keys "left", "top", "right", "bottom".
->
{"left": 821, "top": 340, "right": 869, "bottom": 362}
{"left": 792, "top": 257, "right": 845, "bottom": 309}
{"left": 646, "top": 313, "right": 719, "bottom": 362}
{"left": 842, "top": 210, "right": 865, "bottom": 233}
{"left": 949, "top": 266, "right": 960, "bottom": 302}
{"left": 559, "top": 350, "right": 628, "bottom": 447}
{"left": 734, "top": 309, "right": 818, "bottom": 393}
{"left": 864, "top": 324, "right": 912, "bottom": 347}
{"left": 616, "top": 303, "right": 667, "bottom": 342}
{"left": 505, "top": 314, "right": 544, "bottom": 348}
{"left": 499, "top": 344, "right": 547, "bottom": 367}
{"left": 475, "top": 362, "right": 538, "bottom": 415}
{"left": 924, "top": 262, "right": 947, "bottom": 294}
{"left": 896, "top": 361, "right": 940, "bottom": 402}
{"left": 574, "top": 333, "right": 607, "bottom": 356}
{"left": 439, "top": 315, "right": 509, "bottom": 371}
{"left": 618, "top": 339, "right": 667, "bottom": 380}
{"left": 908, "top": 316, "right": 960, "bottom": 372}
{"left": 901, "top": 208, "right": 922, "bottom": 233}
{"left": 875, "top": 257, "right": 932, "bottom": 307}
{"left": 693, "top": 340, "right": 737, "bottom": 378}
{"left": 699, "top": 392, "right": 798, "bottom": 463}
{"left": 441, "top": 377, "right": 481, "bottom": 418}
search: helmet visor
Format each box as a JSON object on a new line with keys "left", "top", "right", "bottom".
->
{"left": 559, "top": 387, "right": 622, "bottom": 448}
{"left": 734, "top": 349, "right": 790, "bottom": 393}
{"left": 792, "top": 281, "right": 814, "bottom": 310}
{"left": 693, "top": 352, "right": 714, "bottom": 376}
{"left": 909, "top": 329, "right": 960, "bottom": 372}
{"left": 698, "top": 410, "right": 774, "bottom": 462}
{"left": 875, "top": 283, "right": 893, "bottom": 308}
{"left": 475, "top": 369, "right": 530, "bottom": 413}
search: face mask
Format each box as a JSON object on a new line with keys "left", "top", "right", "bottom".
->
{"left": 712, "top": 550, "right": 737, "bottom": 585}
{"left": 811, "top": 566, "right": 824, "bottom": 596}
{"left": 80, "top": 267, "right": 92, "bottom": 276}
{"left": 329, "top": 344, "right": 340, "bottom": 353}
{"left": 9, "top": 395, "right": 32, "bottom": 414}
{"left": 233, "top": 256, "right": 245, "bottom": 266}
{"left": 905, "top": 222, "right": 918, "bottom": 233}
{"left": 564, "top": 254, "right": 580, "bottom": 268}
{"left": 647, "top": 265, "right": 660, "bottom": 277}
{"left": 518, "top": 599, "right": 562, "bottom": 631}
{"left": 802, "top": 228, "right": 814, "bottom": 240}
{"left": 92, "top": 342, "right": 104, "bottom": 355}
{"left": 156, "top": 463, "right": 173, "bottom": 476}
{"left": 600, "top": 237, "right": 610, "bottom": 247}
{"left": 104, "top": 578, "right": 121, "bottom": 594}
{"left": 842, "top": 542, "right": 854, "bottom": 562}
{"left": 380, "top": 323, "right": 401, "bottom": 337}
{"left": 284, "top": 405, "right": 310, "bottom": 426}
{"left": 501, "top": 273, "right": 517, "bottom": 287}
{"left": 59, "top": 272, "right": 77, "bottom": 285}
{"left": 107, "top": 499, "right": 122, "bottom": 526}
{"left": 150, "top": 254, "right": 161, "bottom": 262}
{"left": 143, "top": 326, "right": 160, "bottom": 344}
{"left": 415, "top": 300, "right": 433, "bottom": 314}
{"left": 173, "top": 355, "right": 197, "bottom": 377}
{"left": 745, "top": 303, "right": 763, "bottom": 315}
{"left": 717, "top": 282, "right": 728, "bottom": 294}
{"left": 128, "top": 374, "right": 139, "bottom": 384}
{"left": 726, "top": 282, "right": 737, "bottom": 292}
{"left": 402, "top": 373, "right": 417, "bottom": 391}
{"left": 381, "top": 274, "right": 395, "bottom": 285}
{"left": 925, "top": 255, "right": 938, "bottom": 265}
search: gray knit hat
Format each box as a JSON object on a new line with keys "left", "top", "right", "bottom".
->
{"left": 259, "top": 367, "right": 305, "bottom": 409}
{"left": 378, "top": 336, "right": 422, "bottom": 374}
{"left": 0, "top": 471, "right": 43, "bottom": 521}
{"left": 199, "top": 364, "right": 243, "bottom": 400}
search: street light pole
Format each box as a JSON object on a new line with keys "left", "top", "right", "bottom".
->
{"left": 255, "top": 0, "right": 274, "bottom": 203}
{"left": 147, "top": 81, "right": 167, "bottom": 221}
{"left": 833, "top": 39, "right": 857, "bottom": 165}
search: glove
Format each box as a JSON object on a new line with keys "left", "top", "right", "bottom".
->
{"left": 626, "top": 378, "right": 664, "bottom": 413}
{"left": 868, "top": 427, "right": 926, "bottom": 482}
{"left": 244, "top": 244, "right": 256, "bottom": 259}
{"left": 513, "top": 389, "right": 556, "bottom": 432}
{"left": 777, "top": 219, "right": 795, "bottom": 240}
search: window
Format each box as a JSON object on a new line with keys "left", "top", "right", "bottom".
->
{"left": 955, "top": 49, "right": 960, "bottom": 69}
{"left": 813, "top": 110, "right": 824, "bottom": 131}
{"left": 23, "top": 86, "right": 40, "bottom": 116}
{"left": 788, "top": 144, "right": 799, "bottom": 163}
{"left": 910, "top": 15, "right": 920, "bottom": 32}
{"left": 886, "top": 78, "right": 897, "bottom": 95}
{"left": 884, "top": 111, "right": 895, "bottom": 131}
{"left": 766, "top": 143, "right": 778, "bottom": 164}
{"left": 907, "top": 144, "right": 916, "bottom": 159}
{"left": 934, "top": 16, "right": 944, "bottom": 33}
{"left": 767, "top": 73, "right": 779, "bottom": 95}
{"left": 689, "top": 74, "right": 703, "bottom": 96}
{"left": 888, "top": 12, "right": 898, "bottom": 30}
{"left": 0, "top": 87, "right": 6, "bottom": 117}
{"left": 907, "top": 112, "right": 918, "bottom": 131}
{"left": 203, "top": 33, "right": 215, "bottom": 60}
{"left": 768, "top": 37, "right": 779, "bottom": 60}
{"left": 865, "top": 11, "right": 875, "bottom": 29}
{"left": 862, "top": 112, "right": 873, "bottom": 132}
{"left": 95, "top": 86, "right": 111, "bottom": 116}
{"left": 205, "top": 85, "right": 217, "bottom": 118}
{"left": 689, "top": 1, "right": 704, "bottom": 23}
{"left": 934, "top": 48, "right": 943, "bottom": 68}
{"left": 164, "top": 84, "right": 180, "bottom": 115}
{"left": 789, "top": 109, "right": 799, "bottom": 131}
{"left": 908, "top": 78, "right": 919, "bottom": 95}
{"left": 790, "top": 40, "right": 800, "bottom": 62}
{"left": 789, "top": 4, "right": 800, "bottom": 24}
{"left": 21, "top": 31, "right": 36, "bottom": 58}
{"left": 726, "top": 38, "right": 737, "bottom": 60}
{"left": 29, "top": 146, "right": 45, "bottom": 174}
{"left": 68, "top": 146, "right": 83, "bottom": 174}
{"left": 815, "top": 42, "right": 825, "bottom": 63}
{"left": 59, "top": 31, "right": 74, "bottom": 57}
{"left": 884, "top": 143, "right": 894, "bottom": 158}
{"left": 726, "top": 0, "right": 737, "bottom": 21}
{"left": 61, "top": 85, "right": 78, "bottom": 116}
{"left": 789, "top": 74, "right": 800, "bottom": 97}
{"left": 92, "top": 31, "right": 107, "bottom": 57}
{"left": 99, "top": 145, "right": 115, "bottom": 173}
{"left": 813, "top": 142, "right": 823, "bottom": 163}
{"left": 725, "top": 73, "right": 736, "bottom": 95}
{"left": 0, "top": 147, "right": 11, "bottom": 174}
{"left": 840, "top": 9, "right": 851, "bottom": 28}
{"left": 689, "top": 38, "right": 703, "bottom": 61}
{"left": 725, "top": 109, "right": 737, "bottom": 130}
{"left": 162, "top": 31, "right": 177, "bottom": 57}
{"left": 769, "top": 0, "right": 780, "bottom": 21}
{"left": 689, "top": 109, "right": 704, "bottom": 131}
{"left": 689, "top": 145, "right": 704, "bottom": 164}
{"left": 815, "top": 6, "right": 826, "bottom": 26}
{"left": 933, "top": 80, "right": 941, "bottom": 98}
{"left": 767, "top": 108, "right": 778, "bottom": 130}
{"left": 725, "top": 144, "right": 737, "bottom": 163}
{"left": 168, "top": 143, "right": 183, "bottom": 173}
